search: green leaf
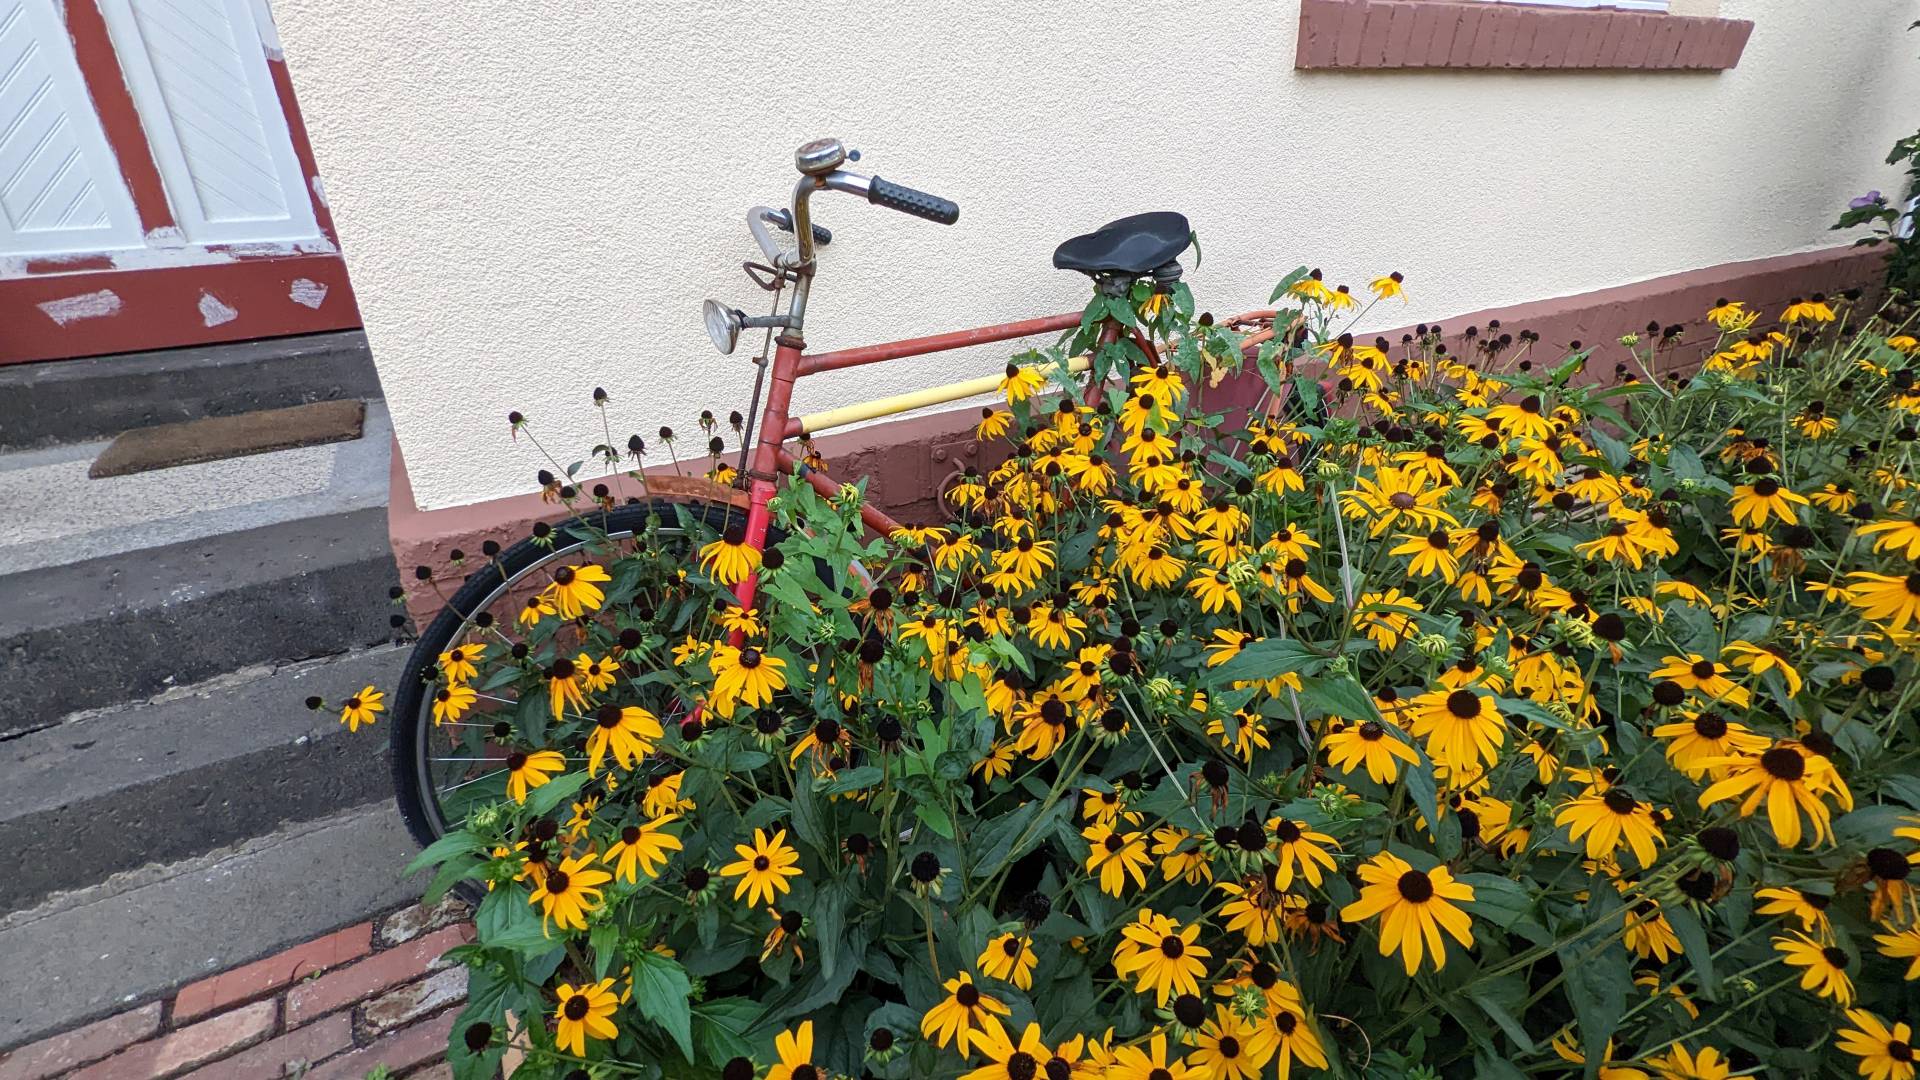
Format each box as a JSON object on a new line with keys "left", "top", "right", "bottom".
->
{"left": 693, "top": 997, "right": 763, "bottom": 1063}
{"left": 1559, "top": 889, "right": 1634, "bottom": 1072}
{"left": 1664, "top": 904, "right": 1718, "bottom": 1002}
{"left": 916, "top": 801, "right": 956, "bottom": 840}
{"left": 814, "top": 877, "right": 856, "bottom": 982}
{"left": 1464, "top": 979, "right": 1535, "bottom": 1053}
{"left": 631, "top": 949, "right": 696, "bottom": 1062}
{"left": 1457, "top": 873, "right": 1550, "bottom": 946}
{"left": 1269, "top": 265, "right": 1310, "bottom": 304}
{"left": 1471, "top": 1052, "right": 1529, "bottom": 1080}
{"left": 969, "top": 799, "right": 1073, "bottom": 878}
{"left": 422, "top": 854, "right": 482, "bottom": 908}
{"left": 525, "top": 769, "right": 590, "bottom": 818}
{"left": 1668, "top": 445, "right": 1708, "bottom": 483}
{"left": 1209, "top": 637, "right": 1327, "bottom": 686}
{"left": 404, "top": 829, "right": 488, "bottom": 877}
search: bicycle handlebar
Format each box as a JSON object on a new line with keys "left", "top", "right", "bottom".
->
{"left": 866, "top": 176, "right": 959, "bottom": 225}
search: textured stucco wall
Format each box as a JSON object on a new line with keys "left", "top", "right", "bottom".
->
{"left": 273, "top": 0, "right": 1920, "bottom": 511}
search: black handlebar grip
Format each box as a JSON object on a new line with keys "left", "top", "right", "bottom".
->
{"left": 867, "top": 176, "right": 960, "bottom": 225}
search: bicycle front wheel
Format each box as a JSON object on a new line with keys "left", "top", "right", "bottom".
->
{"left": 388, "top": 499, "right": 750, "bottom": 849}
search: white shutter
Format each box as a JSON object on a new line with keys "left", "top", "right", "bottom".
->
{"left": 0, "top": 0, "right": 146, "bottom": 257}
{"left": 97, "top": 0, "right": 319, "bottom": 244}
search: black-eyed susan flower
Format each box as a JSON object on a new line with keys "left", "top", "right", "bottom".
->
{"left": 1848, "top": 569, "right": 1920, "bottom": 630}
{"left": 698, "top": 526, "right": 761, "bottom": 586}
{"left": 1113, "top": 908, "right": 1210, "bottom": 1004}
{"left": 604, "top": 815, "right": 682, "bottom": 883}
{"left": 1370, "top": 271, "right": 1406, "bottom": 301}
{"left": 504, "top": 748, "right": 566, "bottom": 804}
{"left": 976, "top": 932, "right": 1036, "bottom": 991}
{"left": 1731, "top": 476, "right": 1809, "bottom": 527}
{"left": 1775, "top": 931, "right": 1855, "bottom": 1004}
{"left": 765, "top": 1020, "right": 817, "bottom": 1080}
{"left": 1646, "top": 1044, "right": 1733, "bottom": 1079}
{"left": 1341, "top": 465, "right": 1459, "bottom": 537}
{"left": 339, "top": 685, "right": 384, "bottom": 732}
{"left": 553, "top": 977, "right": 619, "bottom": 1056}
{"left": 430, "top": 683, "right": 475, "bottom": 725}
{"left": 1836, "top": 1009, "right": 1918, "bottom": 1080}
{"left": 1340, "top": 851, "right": 1476, "bottom": 974}
{"left": 544, "top": 562, "right": 611, "bottom": 618}
{"left": 1187, "top": 1004, "right": 1276, "bottom": 1080}
{"left": 920, "top": 972, "right": 1009, "bottom": 1055}
{"left": 961, "top": 1019, "right": 1088, "bottom": 1080}
{"left": 1650, "top": 653, "right": 1750, "bottom": 710}
{"left": 1265, "top": 816, "right": 1339, "bottom": 890}
{"left": 720, "top": 827, "right": 801, "bottom": 908}
{"left": 1407, "top": 688, "right": 1505, "bottom": 774}
{"left": 707, "top": 644, "right": 787, "bottom": 718}
{"left": 437, "top": 643, "right": 485, "bottom": 684}
{"left": 530, "top": 852, "right": 611, "bottom": 931}
{"left": 1083, "top": 821, "right": 1153, "bottom": 896}
{"left": 585, "top": 705, "right": 661, "bottom": 776}
{"left": 1698, "top": 743, "right": 1848, "bottom": 848}
{"left": 1755, "top": 886, "right": 1833, "bottom": 934}
{"left": 1554, "top": 787, "right": 1666, "bottom": 869}
{"left": 1106, "top": 1030, "right": 1205, "bottom": 1080}
{"left": 998, "top": 362, "right": 1047, "bottom": 405}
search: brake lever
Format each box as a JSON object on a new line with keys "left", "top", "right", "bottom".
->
{"left": 760, "top": 207, "right": 831, "bottom": 246}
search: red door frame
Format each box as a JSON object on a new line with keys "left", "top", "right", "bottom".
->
{"left": 3, "top": 0, "right": 360, "bottom": 366}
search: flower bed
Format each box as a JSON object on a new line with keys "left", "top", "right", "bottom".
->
{"left": 375, "top": 268, "right": 1920, "bottom": 1079}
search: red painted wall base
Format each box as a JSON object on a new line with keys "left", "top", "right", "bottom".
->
{"left": 388, "top": 243, "right": 1889, "bottom": 623}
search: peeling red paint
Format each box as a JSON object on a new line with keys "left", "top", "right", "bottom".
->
{"left": 5, "top": 1, "right": 361, "bottom": 364}
{"left": 5, "top": 256, "right": 359, "bottom": 366}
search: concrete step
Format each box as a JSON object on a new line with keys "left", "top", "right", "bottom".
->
{"left": 0, "top": 801, "right": 425, "bottom": 1051}
{"left": 0, "top": 331, "right": 380, "bottom": 452}
{"left": 0, "top": 504, "right": 401, "bottom": 735}
{"left": 0, "top": 645, "right": 410, "bottom": 911}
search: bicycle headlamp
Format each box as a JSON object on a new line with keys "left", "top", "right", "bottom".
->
{"left": 703, "top": 299, "right": 745, "bottom": 355}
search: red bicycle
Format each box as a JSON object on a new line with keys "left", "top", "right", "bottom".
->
{"left": 390, "top": 138, "right": 1292, "bottom": 845}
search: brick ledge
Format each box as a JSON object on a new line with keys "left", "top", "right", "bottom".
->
{"left": 1295, "top": 0, "right": 1754, "bottom": 71}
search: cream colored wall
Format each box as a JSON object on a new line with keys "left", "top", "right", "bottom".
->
{"left": 273, "top": 0, "right": 1920, "bottom": 511}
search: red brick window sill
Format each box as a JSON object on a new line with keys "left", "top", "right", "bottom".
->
{"left": 1295, "top": 0, "right": 1753, "bottom": 71}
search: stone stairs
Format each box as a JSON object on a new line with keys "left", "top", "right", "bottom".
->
{"left": 0, "top": 333, "right": 448, "bottom": 1066}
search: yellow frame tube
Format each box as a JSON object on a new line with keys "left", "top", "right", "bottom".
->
{"left": 794, "top": 355, "right": 1091, "bottom": 436}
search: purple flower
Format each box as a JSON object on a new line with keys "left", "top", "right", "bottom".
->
{"left": 1850, "top": 191, "right": 1884, "bottom": 209}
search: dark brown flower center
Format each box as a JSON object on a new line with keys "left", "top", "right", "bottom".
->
{"left": 1603, "top": 789, "right": 1639, "bottom": 815}
{"left": 1389, "top": 492, "right": 1417, "bottom": 510}
{"left": 563, "top": 994, "right": 590, "bottom": 1020}
{"left": 1397, "top": 869, "right": 1435, "bottom": 902}
{"left": 1690, "top": 660, "right": 1716, "bottom": 679}
{"left": 1446, "top": 690, "right": 1481, "bottom": 719}
{"left": 1693, "top": 713, "right": 1728, "bottom": 739}
{"left": 1160, "top": 934, "right": 1186, "bottom": 958}
{"left": 1359, "top": 720, "right": 1385, "bottom": 740}
{"left": 753, "top": 855, "right": 770, "bottom": 871}
{"left": 1760, "top": 746, "right": 1806, "bottom": 781}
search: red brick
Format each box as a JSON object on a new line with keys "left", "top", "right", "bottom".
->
{"left": 1466, "top": 5, "right": 1509, "bottom": 67}
{"left": 1357, "top": 2, "right": 1394, "bottom": 67}
{"left": 178, "top": 1014, "right": 352, "bottom": 1080}
{"left": 0, "top": 1004, "right": 162, "bottom": 1080}
{"left": 1504, "top": 12, "right": 1538, "bottom": 69}
{"left": 1594, "top": 12, "right": 1631, "bottom": 68}
{"left": 1527, "top": 15, "right": 1574, "bottom": 68}
{"left": 305, "top": 1011, "right": 455, "bottom": 1080}
{"left": 363, "top": 967, "right": 468, "bottom": 1035}
{"left": 1381, "top": 3, "right": 1418, "bottom": 68}
{"left": 1295, "top": 0, "right": 1344, "bottom": 69}
{"left": 172, "top": 924, "right": 372, "bottom": 1022}
{"left": 69, "top": 1000, "right": 276, "bottom": 1080}
{"left": 1409, "top": 4, "right": 1448, "bottom": 67}
{"left": 285, "top": 925, "right": 473, "bottom": 1025}
{"left": 1722, "top": 20, "right": 1754, "bottom": 68}
{"left": 1333, "top": 1, "right": 1370, "bottom": 67}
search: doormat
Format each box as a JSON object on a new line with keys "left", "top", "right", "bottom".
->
{"left": 89, "top": 399, "right": 367, "bottom": 479}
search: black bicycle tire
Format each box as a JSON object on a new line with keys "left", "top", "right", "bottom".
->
{"left": 388, "top": 498, "right": 751, "bottom": 850}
